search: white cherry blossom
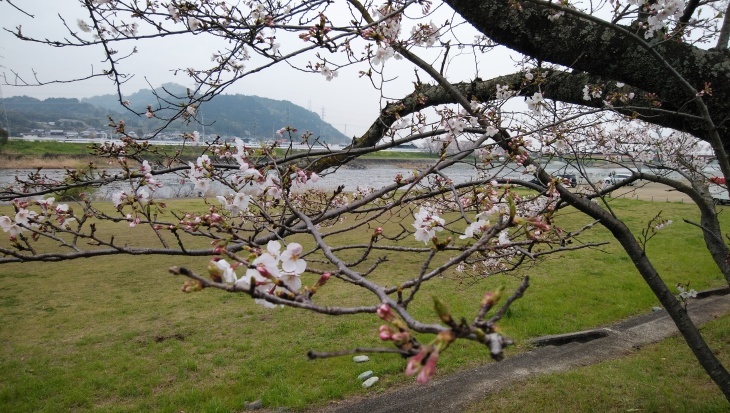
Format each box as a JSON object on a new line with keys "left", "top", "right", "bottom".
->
{"left": 498, "top": 230, "right": 511, "bottom": 245}
{"left": 460, "top": 219, "right": 489, "bottom": 240}
{"left": 215, "top": 259, "right": 238, "bottom": 284}
{"left": 0, "top": 216, "right": 23, "bottom": 236}
{"left": 14, "top": 209, "right": 37, "bottom": 227}
{"left": 412, "top": 206, "right": 445, "bottom": 244}
{"left": 112, "top": 190, "right": 129, "bottom": 207}
{"left": 281, "top": 243, "right": 306, "bottom": 274}
{"left": 526, "top": 92, "right": 544, "bottom": 114}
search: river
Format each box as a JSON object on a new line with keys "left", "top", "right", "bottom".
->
{"left": 0, "top": 160, "right": 698, "bottom": 202}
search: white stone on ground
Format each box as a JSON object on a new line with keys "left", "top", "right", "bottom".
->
{"left": 357, "top": 370, "right": 374, "bottom": 381}
{"left": 362, "top": 376, "right": 379, "bottom": 388}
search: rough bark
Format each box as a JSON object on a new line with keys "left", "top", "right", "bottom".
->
{"left": 436, "top": 0, "right": 730, "bottom": 401}
{"left": 445, "top": 0, "right": 730, "bottom": 148}
{"left": 638, "top": 173, "right": 730, "bottom": 285}
{"left": 342, "top": 73, "right": 730, "bottom": 285}
{"left": 341, "top": 67, "right": 730, "bottom": 400}
{"left": 554, "top": 183, "right": 730, "bottom": 401}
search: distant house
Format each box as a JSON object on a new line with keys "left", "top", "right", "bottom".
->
{"left": 397, "top": 143, "right": 418, "bottom": 150}
{"left": 49, "top": 130, "right": 65, "bottom": 136}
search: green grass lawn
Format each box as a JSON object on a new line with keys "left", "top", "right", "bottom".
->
{"left": 0, "top": 197, "right": 728, "bottom": 412}
{"left": 0, "top": 140, "right": 438, "bottom": 170}
{"left": 0, "top": 139, "right": 204, "bottom": 161}
{"left": 2, "top": 139, "right": 92, "bottom": 156}
{"left": 466, "top": 313, "right": 730, "bottom": 413}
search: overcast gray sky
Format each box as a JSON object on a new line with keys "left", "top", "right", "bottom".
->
{"left": 0, "top": 1, "right": 516, "bottom": 136}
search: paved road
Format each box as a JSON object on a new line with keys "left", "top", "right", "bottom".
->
{"left": 314, "top": 289, "right": 730, "bottom": 413}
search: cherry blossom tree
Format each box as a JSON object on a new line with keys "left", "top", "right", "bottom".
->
{"left": 2, "top": 0, "right": 730, "bottom": 399}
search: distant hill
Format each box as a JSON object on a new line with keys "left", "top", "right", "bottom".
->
{"left": 3, "top": 83, "right": 349, "bottom": 143}
{"left": 81, "top": 82, "right": 189, "bottom": 113}
{"left": 82, "top": 83, "right": 347, "bottom": 142}
{"left": 3, "top": 96, "right": 118, "bottom": 131}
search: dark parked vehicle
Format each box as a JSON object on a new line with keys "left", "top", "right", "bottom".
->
{"left": 603, "top": 173, "right": 636, "bottom": 186}
{"left": 557, "top": 174, "right": 578, "bottom": 187}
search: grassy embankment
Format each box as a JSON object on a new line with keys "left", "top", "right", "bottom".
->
{"left": 0, "top": 140, "right": 211, "bottom": 169}
{"left": 0, "top": 195, "right": 728, "bottom": 412}
{"left": 0, "top": 140, "right": 440, "bottom": 169}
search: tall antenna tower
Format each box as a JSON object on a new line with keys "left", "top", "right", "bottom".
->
{"left": 320, "top": 106, "right": 326, "bottom": 139}
{"left": 0, "top": 54, "right": 10, "bottom": 137}
{"left": 0, "top": 83, "right": 9, "bottom": 137}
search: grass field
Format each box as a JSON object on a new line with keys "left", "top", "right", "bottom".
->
{"left": 466, "top": 314, "right": 730, "bottom": 413}
{"left": 0, "top": 196, "right": 728, "bottom": 411}
{"left": 1, "top": 140, "right": 94, "bottom": 156}
{"left": 0, "top": 139, "right": 439, "bottom": 171}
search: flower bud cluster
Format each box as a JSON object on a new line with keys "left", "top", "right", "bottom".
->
{"left": 377, "top": 303, "right": 415, "bottom": 352}
{"left": 412, "top": 205, "right": 445, "bottom": 245}
{"left": 405, "top": 330, "right": 455, "bottom": 384}
{"left": 1, "top": 198, "right": 74, "bottom": 239}
{"left": 196, "top": 241, "right": 309, "bottom": 308}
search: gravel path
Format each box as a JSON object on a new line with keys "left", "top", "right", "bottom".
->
{"left": 597, "top": 181, "right": 695, "bottom": 203}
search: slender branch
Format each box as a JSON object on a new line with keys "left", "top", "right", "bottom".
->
{"left": 716, "top": 1, "right": 730, "bottom": 49}
{"left": 168, "top": 266, "right": 378, "bottom": 316}
{"left": 307, "top": 347, "right": 412, "bottom": 360}
{"left": 683, "top": 218, "right": 726, "bottom": 245}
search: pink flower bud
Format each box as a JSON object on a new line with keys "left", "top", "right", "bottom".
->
{"left": 378, "top": 325, "right": 393, "bottom": 341}
{"left": 417, "top": 349, "right": 439, "bottom": 384}
{"left": 405, "top": 346, "right": 428, "bottom": 376}
{"left": 315, "top": 272, "right": 331, "bottom": 287}
{"left": 391, "top": 331, "right": 411, "bottom": 344}
{"left": 376, "top": 303, "right": 396, "bottom": 322}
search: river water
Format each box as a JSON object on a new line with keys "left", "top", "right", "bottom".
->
{"left": 0, "top": 160, "right": 694, "bottom": 202}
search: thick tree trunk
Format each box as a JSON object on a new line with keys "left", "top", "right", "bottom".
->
{"left": 691, "top": 182, "right": 730, "bottom": 284}
{"left": 337, "top": 6, "right": 730, "bottom": 393}
{"left": 556, "top": 186, "right": 730, "bottom": 401}
{"left": 348, "top": 75, "right": 730, "bottom": 286}
{"left": 699, "top": 211, "right": 730, "bottom": 284}
{"left": 444, "top": 0, "right": 730, "bottom": 149}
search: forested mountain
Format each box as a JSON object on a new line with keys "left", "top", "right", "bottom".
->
{"left": 3, "top": 96, "right": 116, "bottom": 131}
{"left": 3, "top": 83, "right": 349, "bottom": 143}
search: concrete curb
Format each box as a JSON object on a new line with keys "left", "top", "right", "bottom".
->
{"left": 316, "top": 291, "right": 730, "bottom": 413}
